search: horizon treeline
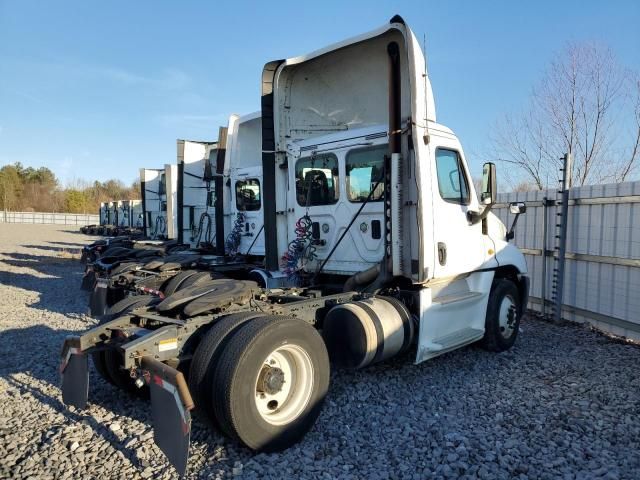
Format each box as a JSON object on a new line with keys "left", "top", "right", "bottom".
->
{"left": 0, "top": 162, "right": 140, "bottom": 214}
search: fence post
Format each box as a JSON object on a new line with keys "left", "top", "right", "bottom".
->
{"left": 541, "top": 196, "right": 548, "bottom": 317}
{"left": 552, "top": 153, "right": 572, "bottom": 322}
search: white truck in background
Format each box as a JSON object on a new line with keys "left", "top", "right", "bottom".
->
{"left": 61, "top": 16, "right": 528, "bottom": 476}
{"left": 140, "top": 166, "right": 178, "bottom": 240}
{"left": 175, "top": 112, "right": 265, "bottom": 257}
{"left": 176, "top": 138, "right": 220, "bottom": 249}
{"left": 224, "top": 112, "right": 265, "bottom": 257}
{"left": 117, "top": 199, "right": 143, "bottom": 230}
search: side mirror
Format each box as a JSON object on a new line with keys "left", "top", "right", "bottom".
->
{"left": 481, "top": 162, "right": 497, "bottom": 205}
{"left": 506, "top": 202, "right": 526, "bottom": 241}
{"left": 509, "top": 202, "right": 526, "bottom": 215}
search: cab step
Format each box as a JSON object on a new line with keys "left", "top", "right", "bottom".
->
{"left": 426, "top": 327, "right": 484, "bottom": 352}
{"left": 432, "top": 290, "right": 483, "bottom": 305}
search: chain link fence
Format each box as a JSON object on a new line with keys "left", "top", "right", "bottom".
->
{"left": 0, "top": 211, "right": 99, "bottom": 225}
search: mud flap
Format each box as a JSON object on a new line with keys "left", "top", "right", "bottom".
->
{"left": 142, "top": 357, "right": 193, "bottom": 477}
{"left": 60, "top": 338, "right": 89, "bottom": 410}
{"left": 90, "top": 279, "right": 109, "bottom": 317}
{"left": 81, "top": 270, "right": 97, "bottom": 291}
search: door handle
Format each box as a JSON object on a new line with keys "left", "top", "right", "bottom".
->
{"left": 437, "top": 242, "right": 447, "bottom": 266}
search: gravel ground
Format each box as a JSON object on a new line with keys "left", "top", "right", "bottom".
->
{"left": 1, "top": 224, "right": 639, "bottom": 479}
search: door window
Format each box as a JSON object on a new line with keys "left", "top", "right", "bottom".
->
{"left": 295, "top": 153, "right": 339, "bottom": 206}
{"left": 345, "top": 145, "right": 386, "bottom": 202}
{"left": 235, "top": 179, "right": 261, "bottom": 211}
{"left": 435, "top": 149, "right": 470, "bottom": 205}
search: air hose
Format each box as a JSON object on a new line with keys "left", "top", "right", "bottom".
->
{"left": 151, "top": 215, "right": 166, "bottom": 239}
{"left": 280, "top": 154, "right": 320, "bottom": 283}
{"left": 225, "top": 212, "right": 245, "bottom": 255}
{"left": 280, "top": 215, "right": 317, "bottom": 282}
{"left": 190, "top": 179, "right": 216, "bottom": 249}
{"left": 191, "top": 211, "right": 214, "bottom": 248}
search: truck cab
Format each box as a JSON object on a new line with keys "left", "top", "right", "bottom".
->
{"left": 225, "top": 112, "right": 265, "bottom": 257}
{"left": 176, "top": 139, "right": 218, "bottom": 249}
{"left": 140, "top": 166, "right": 177, "bottom": 240}
{"left": 263, "top": 15, "right": 528, "bottom": 360}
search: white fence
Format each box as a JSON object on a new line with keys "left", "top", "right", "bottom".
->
{"left": 495, "top": 180, "right": 640, "bottom": 341}
{"left": 0, "top": 211, "right": 99, "bottom": 225}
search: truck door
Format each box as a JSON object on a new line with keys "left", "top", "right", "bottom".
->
{"left": 288, "top": 137, "right": 387, "bottom": 275}
{"left": 429, "top": 136, "right": 486, "bottom": 278}
{"left": 230, "top": 166, "right": 264, "bottom": 255}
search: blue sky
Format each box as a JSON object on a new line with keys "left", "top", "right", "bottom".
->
{"left": 1, "top": 0, "right": 639, "bottom": 186}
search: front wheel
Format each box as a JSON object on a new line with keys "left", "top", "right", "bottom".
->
{"left": 213, "top": 316, "right": 330, "bottom": 452}
{"left": 481, "top": 278, "right": 521, "bottom": 352}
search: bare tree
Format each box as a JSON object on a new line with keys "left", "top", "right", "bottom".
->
{"left": 490, "top": 42, "right": 638, "bottom": 189}
{"left": 619, "top": 75, "right": 640, "bottom": 180}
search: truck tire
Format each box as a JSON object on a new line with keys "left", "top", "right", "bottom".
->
{"left": 188, "top": 311, "right": 263, "bottom": 427}
{"left": 213, "top": 316, "right": 330, "bottom": 451}
{"left": 481, "top": 278, "right": 521, "bottom": 352}
{"left": 92, "top": 295, "right": 157, "bottom": 394}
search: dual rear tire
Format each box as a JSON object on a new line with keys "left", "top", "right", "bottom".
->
{"left": 189, "top": 314, "right": 330, "bottom": 452}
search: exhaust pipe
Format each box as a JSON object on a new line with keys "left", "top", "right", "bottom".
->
{"left": 388, "top": 41, "right": 401, "bottom": 156}
{"left": 345, "top": 41, "right": 402, "bottom": 292}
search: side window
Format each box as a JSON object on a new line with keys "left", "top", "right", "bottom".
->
{"left": 345, "top": 145, "right": 386, "bottom": 202}
{"left": 235, "top": 179, "right": 261, "bottom": 211}
{"left": 295, "top": 153, "right": 339, "bottom": 206}
{"left": 435, "top": 149, "right": 470, "bottom": 204}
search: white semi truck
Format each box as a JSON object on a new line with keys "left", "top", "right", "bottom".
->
{"left": 176, "top": 138, "right": 220, "bottom": 250}
{"left": 140, "top": 166, "right": 178, "bottom": 240}
{"left": 99, "top": 201, "right": 110, "bottom": 226}
{"left": 225, "top": 112, "right": 265, "bottom": 257}
{"left": 176, "top": 113, "right": 264, "bottom": 257}
{"left": 83, "top": 113, "right": 267, "bottom": 314}
{"left": 61, "top": 16, "right": 528, "bottom": 476}
{"left": 117, "top": 199, "right": 143, "bottom": 230}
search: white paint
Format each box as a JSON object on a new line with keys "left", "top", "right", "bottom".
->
{"left": 225, "top": 113, "right": 264, "bottom": 255}
{"left": 284, "top": 125, "right": 387, "bottom": 274}
{"left": 269, "top": 17, "right": 529, "bottom": 363}
{"left": 164, "top": 164, "right": 178, "bottom": 240}
{"left": 177, "top": 139, "right": 217, "bottom": 248}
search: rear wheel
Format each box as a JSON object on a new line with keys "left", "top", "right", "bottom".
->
{"left": 481, "top": 278, "right": 521, "bottom": 352}
{"left": 188, "top": 311, "right": 263, "bottom": 427}
{"left": 213, "top": 316, "right": 329, "bottom": 451}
